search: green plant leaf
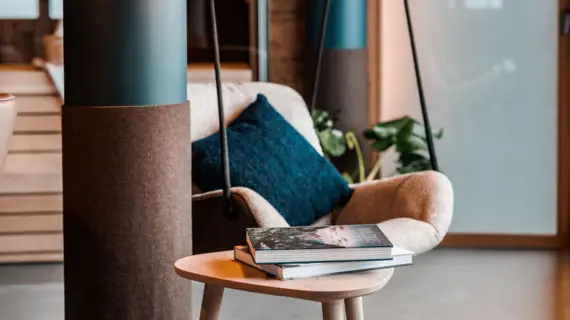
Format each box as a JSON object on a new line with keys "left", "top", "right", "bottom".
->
{"left": 312, "top": 109, "right": 334, "bottom": 131}
{"left": 412, "top": 128, "right": 444, "bottom": 140}
{"left": 364, "top": 115, "right": 443, "bottom": 177}
{"left": 366, "top": 116, "right": 415, "bottom": 141}
{"left": 433, "top": 128, "right": 444, "bottom": 139}
{"left": 366, "top": 117, "right": 410, "bottom": 140}
{"left": 363, "top": 128, "right": 377, "bottom": 140}
{"left": 318, "top": 128, "right": 346, "bottom": 157}
{"left": 398, "top": 152, "right": 428, "bottom": 167}
{"left": 371, "top": 125, "right": 398, "bottom": 140}
{"left": 408, "top": 135, "right": 429, "bottom": 150}
{"left": 344, "top": 132, "right": 366, "bottom": 183}
{"left": 376, "top": 117, "right": 411, "bottom": 129}
{"left": 397, "top": 158, "right": 431, "bottom": 174}
{"left": 396, "top": 135, "right": 428, "bottom": 153}
{"left": 371, "top": 138, "right": 394, "bottom": 152}
{"left": 342, "top": 172, "right": 354, "bottom": 184}
{"left": 396, "top": 118, "right": 415, "bottom": 141}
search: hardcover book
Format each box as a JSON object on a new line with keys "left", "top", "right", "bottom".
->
{"left": 234, "top": 245, "right": 413, "bottom": 280}
{"left": 246, "top": 224, "right": 393, "bottom": 264}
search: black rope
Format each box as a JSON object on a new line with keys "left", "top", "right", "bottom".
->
{"left": 404, "top": 0, "right": 439, "bottom": 171}
{"left": 210, "top": 0, "right": 233, "bottom": 210}
{"left": 309, "top": 0, "right": 331, "bottom": 114}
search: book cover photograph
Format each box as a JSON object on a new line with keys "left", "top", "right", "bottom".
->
{"left": 247, "top": 224, "right": 391, "bottom": 251}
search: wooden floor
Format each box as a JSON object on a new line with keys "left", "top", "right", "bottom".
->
{"left": 0, "top": 249, "right": 568, "bottom": 320}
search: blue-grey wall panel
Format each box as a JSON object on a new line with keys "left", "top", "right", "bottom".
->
{"left": 307, "top": 0, "right": 367, "bottom": 50}
{"left": 64, "top": 0, "right": 187, "bottom": 106}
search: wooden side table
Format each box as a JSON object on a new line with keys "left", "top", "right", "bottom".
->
{"left": 175, "top": 251, "right": 394, "bottom": 320}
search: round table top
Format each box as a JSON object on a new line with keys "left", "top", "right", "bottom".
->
{"left": 174, "top": 251, "right": 394, "bottom": 302}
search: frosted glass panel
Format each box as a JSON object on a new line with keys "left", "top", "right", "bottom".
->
{"left": 49, "top": 0, "right": 63, "bottom": 19}
{"left": 0, "top": 0, "right": 39, "bottom": 18}
{"left": 381, "top": 0, "right": 558, "bottom": 234}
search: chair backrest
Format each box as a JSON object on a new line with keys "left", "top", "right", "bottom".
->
{"left": 0, "top": 94, "right": 17, "bottom": 171}
{"left": 187, "top": 82, "right": 323, "bottom": 155}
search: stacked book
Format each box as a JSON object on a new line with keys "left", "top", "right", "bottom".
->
{"left": 234, "top": 224, "right": 413, "bottom": 280}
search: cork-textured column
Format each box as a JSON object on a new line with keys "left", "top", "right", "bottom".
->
{"left": 62, "top": 0, "right": 191, "bottom": 319}
{"left": 307, "top": 0, "right": 370, "bottom": 169}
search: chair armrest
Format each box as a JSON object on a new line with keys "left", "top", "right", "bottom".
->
{"left": 193, "top": 187, "right": 289, "bottom": 228}
{"left": 336, "top": 171, "right": 453, "bottom": 253}
{"left": 192, "top": 187, "right": 289, "bottom": 254}
{"left": 377, "top": 218, "right": 442, "bottom": 255}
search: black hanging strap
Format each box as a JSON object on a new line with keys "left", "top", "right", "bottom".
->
{"left": 207, "top": 0, "right": 438, "bottom": 205}
{"left": 404, "top": 0, "right": 439, "bottom": 171}
{"left": 309, "top": 0, "right": 439, "bottom": 171}
{"left": 309, "top": 0, "right": 331, "bottom": 114}
{"left": 209, "top": 0, "right": 233, "bottom": 209}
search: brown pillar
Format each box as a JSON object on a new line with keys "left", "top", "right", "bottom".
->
{"left": 308, "top": 0, "right": 370, "bottom": 171}
{"left": 62, "top": 0, "right": 191, "bottom": 319}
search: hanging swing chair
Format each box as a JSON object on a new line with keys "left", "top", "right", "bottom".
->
{"left": 191, "top": 0, "right": 453, "bottom": 255}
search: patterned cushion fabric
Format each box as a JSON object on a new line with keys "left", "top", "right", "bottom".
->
{"left": 192, "top": 94, "right": 353, "bottom": 226}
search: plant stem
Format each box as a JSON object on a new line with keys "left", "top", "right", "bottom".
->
{"left": 366, "top": 156, "right": 383, "bottom": 181}
{"left": 345, "top": 132, "right": 365, "bottom": 183}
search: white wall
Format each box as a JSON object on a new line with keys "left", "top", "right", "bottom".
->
{"left": 0, "top": 0, "right": 38, "bottom": 18}
{"left": 380, "top": 0, "right": 558, "bottom": 235}
{"left": 49, "top": 0, "right": 62, "bottom": 19}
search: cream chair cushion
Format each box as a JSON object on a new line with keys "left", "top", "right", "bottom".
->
{"left": 187, "top": 82, "right": 322, "bottom": 155}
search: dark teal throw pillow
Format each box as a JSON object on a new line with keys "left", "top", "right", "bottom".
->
{"left": 192, "top": 94, "right": 353, "bottom": 226}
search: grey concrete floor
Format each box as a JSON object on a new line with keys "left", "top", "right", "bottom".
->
{"left": 0, "top": 249, "right": 565, "bottom": 320}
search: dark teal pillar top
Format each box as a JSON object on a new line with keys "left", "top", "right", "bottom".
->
{"left": 63, "top": 0, "right": 187, "bottom": 106}
{"left": 307, "top": 0, "right": 367, "bottom": 50}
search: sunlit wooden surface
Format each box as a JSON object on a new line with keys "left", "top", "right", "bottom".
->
{"left": 174, "top": 250, "right": 394, "bottom": 303}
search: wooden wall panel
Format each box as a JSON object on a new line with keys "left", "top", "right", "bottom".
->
{"left": 0, "top": 252, "right": 63, "bottom": 263}
{"left": 0, "top": 194, "right": 62, "bottom": 213}
{"left": 8, "top": 134, "right": 61, "bottom": 152}
{"left": 0, "top": 66, "right": 56, "bottom": 95}
{"left": 15, "top": 96, "right": 61, "bottom": 114}
{"left": 3, "top": 154, "right": 61, "bottom": 174}
{"left": 0, "top": 233, "right": 62, "bottom": 253}
{"left": 0, "top": 72, "right": 64, "bottom": 262}
{"left": 0, "top": 174, "right": 62, "bottom": 194}
{"left": 0, "top": 214, "right": 62, "bottom": 233}
{"left": 14, "top": 115, "right": 61, "bottom": 133}
{"left": 269, "top": 0, "right": 307, "bottom": 95}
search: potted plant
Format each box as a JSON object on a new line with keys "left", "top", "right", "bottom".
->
{"left": 313, "top": 109, "right": 443, "bottom": 183}
{"left": 311, "top": 109, "right": 347, "bottom": 158}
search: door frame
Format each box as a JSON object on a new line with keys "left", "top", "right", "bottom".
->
{"left": 557, "top": 0, "right": 570, "bottom": 249}
{"left": 369, "top": 0, "right": 570, "bottom": 249}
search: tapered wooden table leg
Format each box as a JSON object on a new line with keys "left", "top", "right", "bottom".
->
{"left": 200, "top": 284, "right": 225, "bottom": 320}
{"left": 345, "top": 297, "right": 364, "bottom": 320}
{"left": 322, "top": 300, "right": 345, "bottom": 320}
{"left": 176, "top": 252, "right": 394, "bottom": 320}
